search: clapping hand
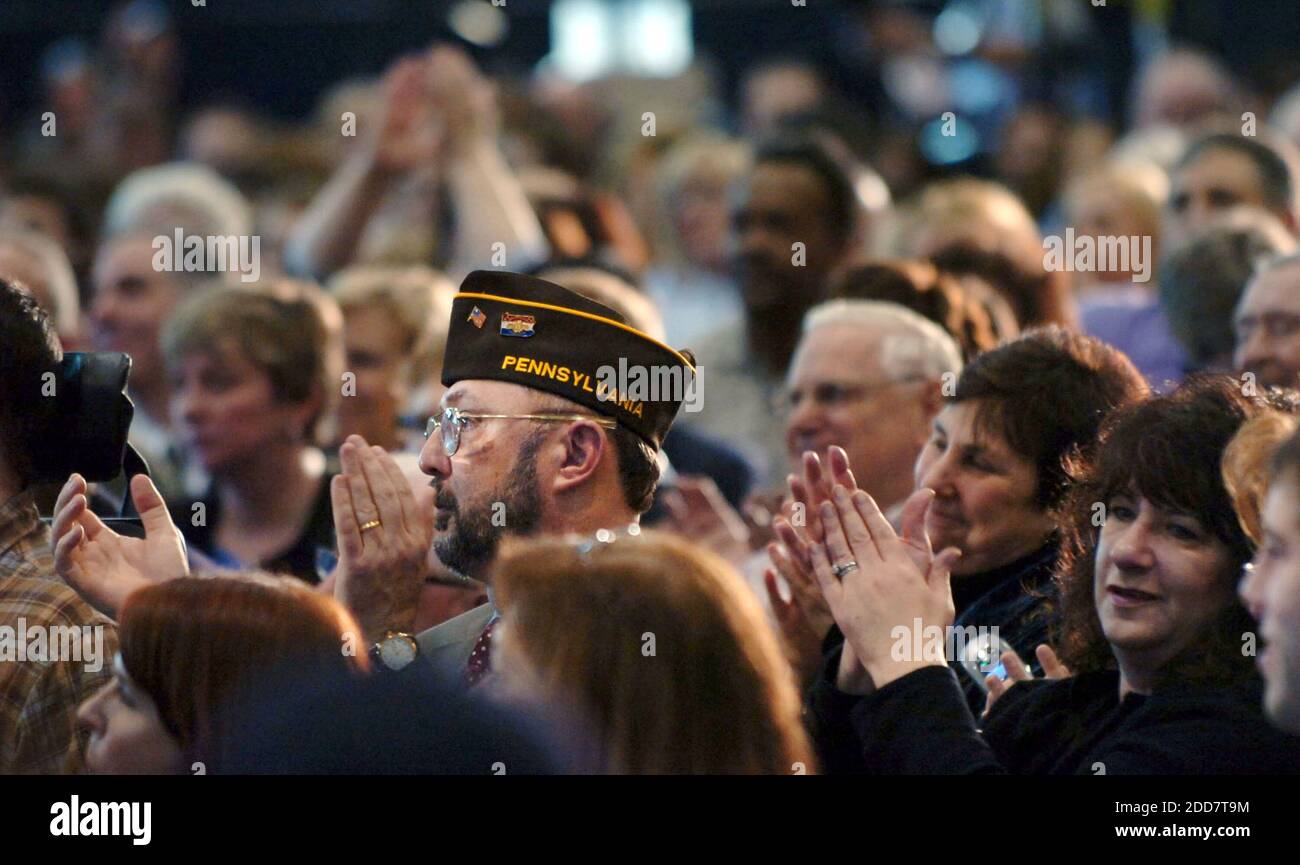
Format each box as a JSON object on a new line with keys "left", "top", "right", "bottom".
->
{"left": 983, "top": 644, "right": 1073, "bottom": 715}
{"left": 809, "top": 484, "right": 961, "bottom": 690}
{"left": 51, "top": 473, "right": 189, "bottom": 617}
{"left": 330, "top": 435, "right": 431, "bottom": 643}
{"left": 764, "top": 518, "right": 835, "bottom": 688}
{"left": 786, "top": 447, "right": 858, "bottom": 544}
{"left": 425, "top": 44, "right": 498, "bottom": 155}
{"left": 764, "top": 448, "right": 859, "bottom": 687}
{"left": 368, "top": 54, "right": 442, "bottom": 177}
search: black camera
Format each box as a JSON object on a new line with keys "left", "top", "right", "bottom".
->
{"left": 32, "top": 351, "right": 148, "bottom": 534}
{"left": 31, "top": 352, "right": 135, "bottom": 484}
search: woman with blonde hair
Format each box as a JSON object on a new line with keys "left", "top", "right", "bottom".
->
{"left": 1061, "top": 162, "right": 1184, "bottom": 387}
{"left": 886, "top": 177, "right": 1076, "bottom": 330}
{"left": 161, "top": 280, "right": 344, "bottom": 582}
{"left": 328, "top": 265, "right": 455, "bottom": 451}
{"left": 490, "top": 529, "right": 813, "bottom": 774}
{"left": 1222, "top": 406, "right": 1300, "bottom": 545}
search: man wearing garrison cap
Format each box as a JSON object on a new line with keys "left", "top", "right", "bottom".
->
{"left": 409, "top": 270, "right": 695, "bottom": 681}
{"left": 48, "top": 269, "right": 695, "bottom": 686}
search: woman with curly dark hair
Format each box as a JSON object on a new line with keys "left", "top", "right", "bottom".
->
{"left": 1050, "top": 376, "right": 1260, "bottom": 693}
{"left": 804, "top": 375, "right": 1300, "bottom": 774}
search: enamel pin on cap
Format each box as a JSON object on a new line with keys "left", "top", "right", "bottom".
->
{"left": 499, "top": 312, "right": 536, "bottom": 337}
{"left": 442, "top": 270, "right": 696, "bottom": 449}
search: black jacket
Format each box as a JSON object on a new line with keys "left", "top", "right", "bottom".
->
{"left": 172, "top": 473, "right": 336, "bottom": 584}
{"left": 809, "top": 660, "right": 1300, "bottom": 774}
{"left": 949, "top": 540, "right": 1059, "bottom": 712}
{"left": 811, "top": 540, "right": 1059, "bottom": 723}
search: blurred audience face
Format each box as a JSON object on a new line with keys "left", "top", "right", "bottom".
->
{"left": 0, "top": 243, "right": 59, "bottom": 324}
{"left": 1167, "top": 147, "right": 1277, "bottom": 247}
{"left": 740, "top": 63, "right": 824, "bottom": 137}
{"left": 1243, "top": 470, "right": 1300, "bottom": 733}
{"left": 1068, "top": 184, "right": 1151, "bottom": 247}
{"left": 77, "top": 658, "right": 185, "bottom": 775}
{"left": 418, "top": 380, "right": 549, "bottom": 579}
{"left": 914, "top": 400, "right": 1055, "bottom": 576}
{"left": 1094, "top": 491, "right": 1236, "bottom": 667}
{"left": 1234, "top": 259, "right": 1300, "bottom": 389}
{"left": 91, "top": 235, "right": 182, "bottom": 387}
{"left": 732, "top": 161, "right": 843, "bottom": 309}
{"left": 995, "top": 107, "right": 1063, "bottom": 217}
{"left": 672, "top": 169, "right": 734, "bottom": 272}
{"left": 783, "top": 323, "right": 938, "bottom": 510}
{"left": 339, "top": 305, "right": 409, "bottom": 449}
{"left": 0, "top": 194, "right": 73, "bottom": 254}
{"left": 170, "top": 343, "right": 313, "bottom": 476}
{"left": 1063, "top": 171, "right": 1163, "bottom": 286}
{"left": 1134, "top": 50, "right": 1236, "bottom": 131}
{"left": 180, "top": 107, "right": 262, "bottom": 178}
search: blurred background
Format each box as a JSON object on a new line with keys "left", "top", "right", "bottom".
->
{"left": 4, "top": 0, "right": 1299, "bottom": 221}
{"left": 7, "top": 0, "right": 1300, "bottom": 499}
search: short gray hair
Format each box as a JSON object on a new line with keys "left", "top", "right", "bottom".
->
{"left": 802, "top": 298, "right": 963, "bottom": 381}
{"left": 1250, "top": 250, "right": 1300, "bottom": 284}
{"left": 104, "top": 162, "right": 252, "bottom": 239}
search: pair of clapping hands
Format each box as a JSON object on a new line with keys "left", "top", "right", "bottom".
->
{"left": 761, "top": 447, "right": 959, "bottom": 693}
{"left": 51, "top": 436, "right": 431, "bottom": 644}
{"left": 367, "top": 44, "right": 498, "bottom": 178}
{"left": 762, "top": 447, "right": 1068, "bottom": 703}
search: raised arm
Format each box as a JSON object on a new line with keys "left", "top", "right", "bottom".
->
{"left": 284, "top": 55, "right": 440, "bottom": 279}
{"left": 429, "top": 45, "right": 549, "bottom": 276}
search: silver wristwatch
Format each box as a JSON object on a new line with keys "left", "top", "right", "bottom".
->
{"left": 370, "top": 631, "right": 419, "bottom": 672}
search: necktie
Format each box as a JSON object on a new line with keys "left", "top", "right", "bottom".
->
{"left": 465, "top": 618, "right": 498, "bottom": 686}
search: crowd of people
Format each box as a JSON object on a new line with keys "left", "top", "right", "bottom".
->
{"left": 3, "top": 2, "right": 1300, "bottom": 775}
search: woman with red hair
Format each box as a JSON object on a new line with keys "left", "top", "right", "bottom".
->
{"left": 77, "top": 573, "right": 367, "bottom": 774}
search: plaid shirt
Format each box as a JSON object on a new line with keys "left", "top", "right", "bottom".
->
{"left": 0, "top": 491, "right": 117, "bottom": 774}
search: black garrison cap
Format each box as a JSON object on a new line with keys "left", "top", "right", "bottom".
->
{"left": 441, "top": 270, "right": 696, "bottom": 449}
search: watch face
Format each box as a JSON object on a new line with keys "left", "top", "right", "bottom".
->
{"left": 379, "top": 635, "right": 417, "bottom": 670}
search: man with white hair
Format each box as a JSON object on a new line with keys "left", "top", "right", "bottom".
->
{"left": 1234, "top": 252, "right": 1300, "bottom": 390}
{"left": 103, "top": 162, "right": 253, "bottom": 240}
{"left": 88, "top": 227, "right": 234, "bottom": 501}
{"left": 93, "top": 162, "right": 257, "bottom": 484}
{"left": 780, "top": 298, "right": 962, "bottom": 517}
{"left": 749, "top": 299, "right": 961, "bottom": 666}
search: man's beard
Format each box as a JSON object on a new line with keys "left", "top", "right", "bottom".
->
{"left": 433, "top": 433, "right": 544, "bottom": 580}
{"left": 1246, "top": 361, "right": 1298, "bottom": 391}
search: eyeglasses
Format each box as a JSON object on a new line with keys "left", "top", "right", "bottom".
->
{"left": 424, "top": 406, "right": 617, "bottom": 456}
{"left": 772, "top": 377, "right": 923, "bottom": 417}
{"left": 1235, "top": 312, "right": 1300, "bottom": 344}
